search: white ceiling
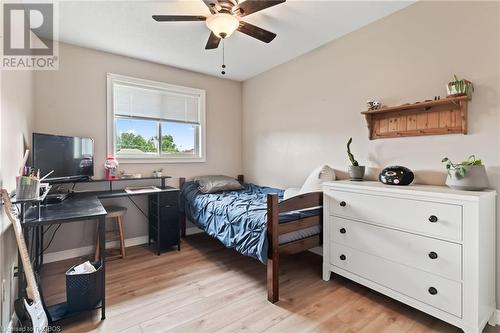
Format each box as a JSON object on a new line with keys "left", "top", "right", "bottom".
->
{"left": 56, "top": 1, "right": 414, "bottom": 81}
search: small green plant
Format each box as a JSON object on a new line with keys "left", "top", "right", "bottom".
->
{"left": 442, "top": 155, "right": 482, "bottom": 178}
{"left": 347, "top": 138, "right": 359, "bottom": 166}
{"left": 448, "top": 74, "right": 474, "bottom": 97}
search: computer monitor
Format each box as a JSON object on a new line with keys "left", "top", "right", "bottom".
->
{"left": 32, "top": 133, "right": 94, "bottom": 182}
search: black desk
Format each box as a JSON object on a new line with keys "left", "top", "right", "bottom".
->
{"left": 18, "top": 180, "right": 180, "bottom": 323}
{"left": 25, "top": 194, "right": 107, "bottom": 226}
{"left": 91, "top": 187, "right": 181, "bottom": 255}
{"left": 23, "top": 193, "right": 107, "bottom": 322}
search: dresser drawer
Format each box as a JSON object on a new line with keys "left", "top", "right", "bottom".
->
{"left": 332, "top": 244, "right": 462, "bottom": 317}
{"left": 331, "top": 217, "right": 462, "bottom": 281}
{"left": 326, "top": 189, "right": 462, "bottom": 241}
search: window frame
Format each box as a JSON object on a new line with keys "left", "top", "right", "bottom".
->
{"left": 106, "top": 73, "right": 206, "bottom": 164}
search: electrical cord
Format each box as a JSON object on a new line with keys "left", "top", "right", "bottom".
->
{"left": 42, "top": 224, "right": 54, "bottom": 235}
{"left": 128, "top": 196, "right": 149, "bottom": 220}
{"left": 43, "top": 224, "right": 61, "bottom": 252}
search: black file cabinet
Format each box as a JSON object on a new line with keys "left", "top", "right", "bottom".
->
{"left": 148, "top": 189, "right": 180, "bottom": 254}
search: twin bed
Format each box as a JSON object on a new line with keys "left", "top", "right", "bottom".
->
{"left": 179, "top": 175, "right": 323, "bottom": 303}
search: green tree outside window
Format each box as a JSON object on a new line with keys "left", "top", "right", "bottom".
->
{"left": 117, "top": 132, "right": 180, "bottom": 153}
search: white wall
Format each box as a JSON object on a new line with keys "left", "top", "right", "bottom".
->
{"left": 0, "top": 70, "right": 35, "bottom": 327}
{"left": 242, "top": 2, "right": 500, "bottom": 302}
{"left": 34, "top": 42, "right": 243, "bottom": 253}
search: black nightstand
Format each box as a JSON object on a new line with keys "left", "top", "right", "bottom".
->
{"left": 148, "top": 188, "right": 180, "bottom": 254}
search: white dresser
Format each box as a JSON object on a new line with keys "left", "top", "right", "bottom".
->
{"left": 322, "top": 181, "right": 496, "bottom": 333}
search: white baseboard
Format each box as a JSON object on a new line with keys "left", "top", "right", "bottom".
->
{"left": 43, "top": 236, "right": 148, "bottom": 263}
{"left": 308, "top": 245, "right": 323, "bottom": 256}
{"left": 186, "top": 226, "right": 203, "bottom": 236}
{"left": 43, "top": 227, "right": 204, "bottom": 263}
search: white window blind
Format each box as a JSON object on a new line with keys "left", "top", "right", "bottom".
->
{"left": 113, "top": 83, "right": 201, "bottom": 124}
{"left": 107, "top": 73, "right": 206, "bottom": 163}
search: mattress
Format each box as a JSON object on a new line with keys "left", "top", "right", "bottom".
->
{"left": 180, "top": 181, "right": 321, "bottom": 263}
{"left": 279, "top": 225, "right": 321, "bottom": 245}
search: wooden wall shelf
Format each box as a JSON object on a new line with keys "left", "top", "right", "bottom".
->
{"left": 361, "top": 96, "right": 470, "bottom": 140}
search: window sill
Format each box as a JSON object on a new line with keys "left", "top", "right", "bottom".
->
{"left": 116, "top": 156, "right": 206, "bottom": 164}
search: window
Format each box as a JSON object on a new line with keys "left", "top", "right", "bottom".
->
{"left": 107, "top": 73, "right": 206, "bottom": 163}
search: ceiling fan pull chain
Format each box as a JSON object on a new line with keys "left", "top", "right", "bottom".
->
{"left": 221, "top": 39, "right": 226, "bottom": 75}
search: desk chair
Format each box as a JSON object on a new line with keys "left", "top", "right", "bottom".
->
{"left": 95, "top": 206, "right": 127, "bottom": 261}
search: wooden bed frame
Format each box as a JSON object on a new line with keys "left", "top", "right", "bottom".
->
{"left": 179, "top": 175, "right": 323, "bottom": 303}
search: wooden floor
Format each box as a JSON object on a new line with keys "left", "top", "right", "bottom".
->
{"left": 42, "top": 233, "right": 499, "bottom": 333}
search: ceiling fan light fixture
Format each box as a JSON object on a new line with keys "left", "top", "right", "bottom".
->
{"left": 206, "top": 13, "right": 239, "bottom": 39}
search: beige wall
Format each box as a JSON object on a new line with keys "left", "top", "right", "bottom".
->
{"left": 242, "top": 1, "right": 500, "bottom": 301}
{"left": 0, "top": 70, "right": 35, "bottom": 327}
{"left": 34, "top": 42, "right": 242, "bottom": 253}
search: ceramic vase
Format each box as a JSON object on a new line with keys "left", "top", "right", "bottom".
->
{"left": 348, "top": 165, "right": 365, "bottom": 181}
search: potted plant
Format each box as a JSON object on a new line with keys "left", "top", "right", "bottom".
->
{"left": 446, "top": 74, "right": 474, "bottom": 98}
{"left": 442, "top": 155, "right": 489, "bottom": 190}
{"left": 153, "top": 168, "right": 163, "bottom": 178}
{"left": 347, "top": 138, "right": 365, "bottom": 181}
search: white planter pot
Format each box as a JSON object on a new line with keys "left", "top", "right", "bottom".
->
{"left": 446, "top": 84, "right": 459, "bottom": 96}
{"left": 446, "top": 165, "right": 489, "bottom": 191}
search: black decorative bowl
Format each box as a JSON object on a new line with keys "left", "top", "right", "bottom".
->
{"left": 379, "top": 166, "right": 414, "bottom": 186}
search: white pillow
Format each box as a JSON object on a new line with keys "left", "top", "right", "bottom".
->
{"left": 298, "top": 165, "right": 336, "bottom": 194}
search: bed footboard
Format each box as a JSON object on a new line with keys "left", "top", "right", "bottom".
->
{"left": 179, "top": 177, "right": 187, "bottom": 237}
{"left": 267, "top": 192, "right": 323, "bottom": 303}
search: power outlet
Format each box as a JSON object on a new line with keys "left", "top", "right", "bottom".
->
{"left": 11, "top": 263, "right": 17, "bottom": 299}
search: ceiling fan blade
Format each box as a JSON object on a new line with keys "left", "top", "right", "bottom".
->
{"left": 234, "top": 0, "right": 285, "bottom": 17}
{"left": 201, "top": 0, "right": 218, "bottom": 14}
{"left": 237, "top": 21, "right": 276, "bottom": 43}
{"left": 215, "top": 0, "right": 234, "bottom": 11}
{"left": 205, "top": 32, "right": 221, "bottom": 49}
{"left": 152, "top": 15, "right": 207, "bottom": 22}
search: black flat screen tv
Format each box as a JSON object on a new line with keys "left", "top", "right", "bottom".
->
{"left": 32, "top": 133, "right": 94, "bottom": 182}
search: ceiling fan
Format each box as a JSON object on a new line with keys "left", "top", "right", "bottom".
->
{"left": 152, "top": 0, "right": 286, "bottom": 50}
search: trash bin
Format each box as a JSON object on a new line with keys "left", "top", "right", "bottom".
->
{"left": 65, "top": 261, "right": 103, "bottom": 313}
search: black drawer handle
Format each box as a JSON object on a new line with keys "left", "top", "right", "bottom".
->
{"left": 428, "top": 215, "right": 438, "bottom": 223}
{"left": 339, "top": 254, "right": 346, "bottom": 261}
{"left": 339, "top": 201, "right": 346, "bottom": 207}
{"left": 428, "top": 251, "right": 438, "bottom": 259}
{"left": 428, "top": 287, "right": 438, "bottom": 295}
{"left": 339, "top": 228, "right": 346, "bottom": 234}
